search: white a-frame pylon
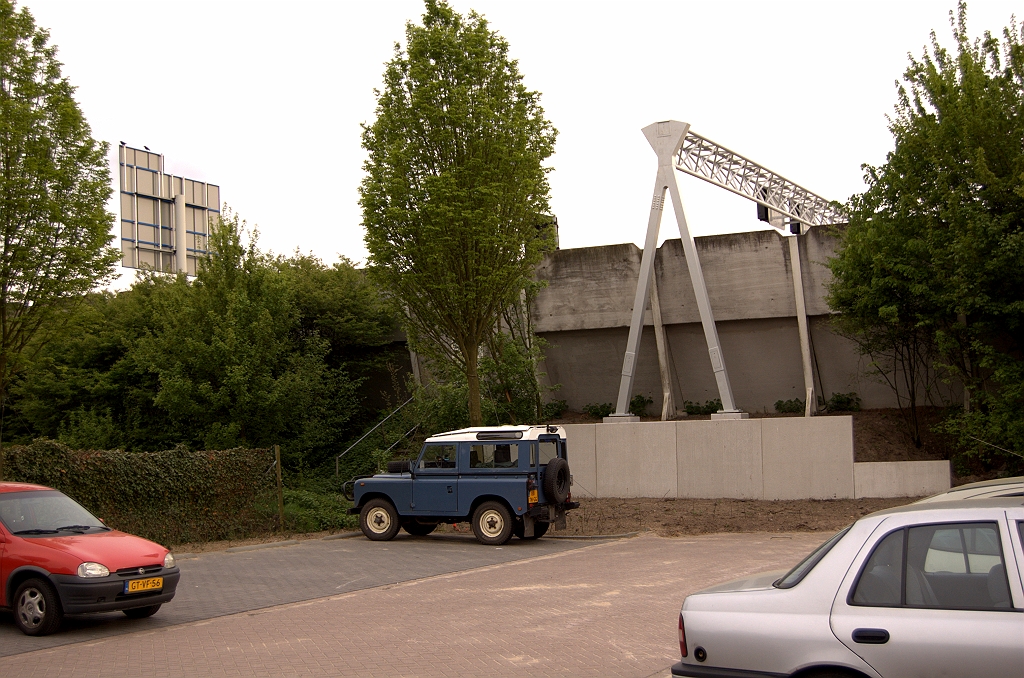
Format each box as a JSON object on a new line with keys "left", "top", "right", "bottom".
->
{"left": 609, "top": 120, "right": 846, "bottom": 421}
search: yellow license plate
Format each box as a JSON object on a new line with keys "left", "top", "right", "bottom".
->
{"left": 528, "top": 489, "right": 538, "bottom": 503}
{"left": 124, "top": 577, "right": 163, "bottom": 594}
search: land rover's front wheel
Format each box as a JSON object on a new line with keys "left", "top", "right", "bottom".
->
{"left": 472, "top": 501, "right": 513, "bottom": 545}
{"left": 360, "top": 498, "right": 400, "bottom": 541}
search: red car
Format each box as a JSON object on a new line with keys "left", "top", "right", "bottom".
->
{"left": 0, "top": 482, "right": 180, "bottom": 635}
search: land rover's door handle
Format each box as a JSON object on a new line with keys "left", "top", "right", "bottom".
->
{"left": 447, "top": 486, "right": 453, "bottom": 493}
{"left": 852, "top": 628, "right": 889, "bottom": 644}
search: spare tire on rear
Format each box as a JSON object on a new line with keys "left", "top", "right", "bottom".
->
{"left": 386, "top": 459, "right": 413, "bottom": 473}
{"left": 542, "top": 457, "right": 570, "bottom": 503}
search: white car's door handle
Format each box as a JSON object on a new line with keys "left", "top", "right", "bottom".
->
{"left": 852, "top": 628, "right": 890, "bottom": 644}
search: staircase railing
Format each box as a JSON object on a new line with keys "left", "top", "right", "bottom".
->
{"left": 335, "top": 397, "right": 413, "bottom": 476}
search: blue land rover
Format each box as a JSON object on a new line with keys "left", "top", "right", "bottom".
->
{"left": 346, "top": 425, "right": 578, "bottom": 545}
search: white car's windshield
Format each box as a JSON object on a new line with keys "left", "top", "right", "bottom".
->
{"left": 0, "top": 490, "right": 108, "bottom": 534}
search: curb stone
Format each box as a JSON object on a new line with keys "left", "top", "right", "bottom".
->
{"left": 224, "top": 540, "right": 299, "bottom": 553}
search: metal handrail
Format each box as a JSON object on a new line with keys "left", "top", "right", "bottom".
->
{"left": 335, "top": 397, "right": 413, "bottom": 476}
{"left": 385, "top": 424, "right": 419, "bottom": 455}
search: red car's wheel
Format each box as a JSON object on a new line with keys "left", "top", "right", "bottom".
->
{"left": 14, "top": 578, "right": 63, "bottom": 636}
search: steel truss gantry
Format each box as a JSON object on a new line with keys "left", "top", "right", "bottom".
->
{"left": 610, "top": 121, "right": 846, "bottom": 421}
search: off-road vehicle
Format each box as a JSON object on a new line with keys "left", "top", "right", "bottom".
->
{"left": 344, "top": 425, "right": 577, "bottom": 545}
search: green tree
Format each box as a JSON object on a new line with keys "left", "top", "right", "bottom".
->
{"left": 828, "top": 3, "right": 1024, "bottom": 462}
{"left": 6, "top": 211, "right": 398, "bottom": 469}
{"left": 360, "top": 0, "right": 557, "bottom": 426}
{"left": 0, "top": 1, "right": 119, "bottom": 478}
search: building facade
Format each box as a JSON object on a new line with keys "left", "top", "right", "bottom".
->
{"left": 118, "top": 145, "right": 220, "bottom": 275}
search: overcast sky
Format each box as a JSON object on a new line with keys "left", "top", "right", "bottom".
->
{"left": 21, "top": 0, "right": 1022, "bottom": 284}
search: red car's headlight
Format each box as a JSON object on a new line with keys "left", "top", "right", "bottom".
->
{"left": 78, "top": 562, "right": 110, "bottom": 578}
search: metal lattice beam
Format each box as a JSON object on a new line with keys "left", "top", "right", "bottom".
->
{"left": 675, "top": 131, "right": 847, "bottom": 230}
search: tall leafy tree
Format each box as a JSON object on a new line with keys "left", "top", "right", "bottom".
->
{"left": 828, "top": 2, "right": 1024, "bottom": 462}
{"left": 6, "top": 211, "right": 398, "bottom": 469}
{"left": 360, "top": 0, "right": 557, "bottom": 426}
{"left": 0, "top": 1, "right": 119, "bottom": 478}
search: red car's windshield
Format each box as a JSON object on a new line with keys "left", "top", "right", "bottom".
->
{"left": 0, "top": 490, "right": 108, "bottom": 535}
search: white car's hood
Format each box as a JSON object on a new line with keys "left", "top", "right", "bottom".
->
{"left": 695, "top": 570, "right": 788, "bottom": 594}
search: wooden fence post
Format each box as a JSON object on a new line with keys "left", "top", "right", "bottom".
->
{"left": 275, "top": 445, "right": 285, "bottom": 532}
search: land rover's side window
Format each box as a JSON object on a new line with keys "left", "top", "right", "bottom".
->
{"left": 538, "top": 441, "right": 558, "bottom": 466}
{"left": 418, "top": 443, "right": 456, "bottom": 470}
{"left": 470, "top": 443, "right": 518, "bottom": 469}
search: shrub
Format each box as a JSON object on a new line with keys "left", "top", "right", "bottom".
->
{"left": 280, "top": 489, "right": 358, "bottom": 532}
{"left": 542, "top": 399, "right": 568, "bottom": 420}
{"left": 774, "top": 398, "right": 805, "bottom": 414}
{"left": 582, "top": 402, "right": 614, "bottom": 419}
{"left": 4, "top": 440, "right": 277, "bottom": 545}
{"left": 629, "top": 394, "right": 653, "bottom": 417}
{"left": 824, "top": 391, "right": 862, "bottom": 412}
{"left": 684, "top": 399, "right": 723, "bottom": 416}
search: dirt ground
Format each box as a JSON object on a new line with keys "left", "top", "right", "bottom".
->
{"left": 171, "top": 496, "right": 920, "bottom": 552}
{"left": 557, "top": 496, "right": 919, "bottom": 537}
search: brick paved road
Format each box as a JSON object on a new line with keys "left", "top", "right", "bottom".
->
{"left": 0, "top": 532, "right": 595, "bottom": 657}
{"left": 1, "top": 532, "right": 825, "bottom": 677}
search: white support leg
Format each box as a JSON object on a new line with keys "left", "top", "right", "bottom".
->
{"left": 650, "top": 270, "right": 680, "bottom": 420}
{"left": 787, "top": 234, "right": 815, "bottom": 416}
{"left": 662, "top": 142, "right": 743, "bottom": 417}
{"left": 609, "top": 122, "right": 691, "bottom": 420}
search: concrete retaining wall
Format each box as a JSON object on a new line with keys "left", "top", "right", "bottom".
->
{"left": 531, "top": 229, "right": 962, "bottom": 414}
{"left": 564, "top": 418, "right": 948, "bottom": 500}
{"left": 854, "top": 461, "right": 951, "bottom": 499}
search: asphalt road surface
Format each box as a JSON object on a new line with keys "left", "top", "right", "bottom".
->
{"left": 1, "top": 532, "right": 596, "bottom": 657}
{"left": 1, "top": 531, "right": 825, "bottom": 677}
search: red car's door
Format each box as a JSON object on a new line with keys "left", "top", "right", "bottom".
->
{"left": 0, "top": 525, "right": 8, "bottom": 607}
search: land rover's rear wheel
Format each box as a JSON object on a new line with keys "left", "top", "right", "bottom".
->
{"left": 360, "top": 498, "right": 400, "bottom": 541}
{"left": 472, "top": 501, "right": 513, "bottom": 545}
{"left": 402, "top": 521, "right": 437, "bottom": 536}
{"left": 513, "top": 517, "right": 550, "bottom": 540}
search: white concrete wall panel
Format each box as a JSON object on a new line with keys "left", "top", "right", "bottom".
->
{"left": 563, "top": 424, "right": 598, "bottom": 499}
{"left": 761, "top": 416, "right": 855, "bottom": 499}
{"left": 594, "top": 422, "right": 677, "bottom": 498}
{"left": 676, "top": 419, "right": 763, "bottom": 499}
{"left": 528, "top": 226, "right": 959, "bottom": 414}
{"left": 854, "top": 461, "right": 951, "bottom": 499}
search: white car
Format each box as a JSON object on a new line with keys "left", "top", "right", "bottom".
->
{"left": 915, "top": 476, "right": 1024, "bottom": 504}
{"left": 672, "top": 497, "right": 1024, "bottom": 678}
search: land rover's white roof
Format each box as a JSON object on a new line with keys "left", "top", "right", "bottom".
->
{"left": 426, "top": 425, "right": 565, "bottom": 442}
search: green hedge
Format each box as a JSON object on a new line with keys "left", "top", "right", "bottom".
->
{"left": 3, "top": 440, "right": 277, "bottom": 545}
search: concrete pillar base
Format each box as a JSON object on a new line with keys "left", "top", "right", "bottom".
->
{"left": 711, "top": 411, "right": 749, "bottom": 420}
{"left": 603, "top": 415, "right": 641, "bottom": 423}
